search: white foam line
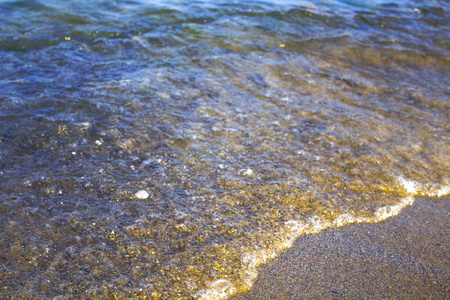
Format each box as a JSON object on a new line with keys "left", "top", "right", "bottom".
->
{"left": 196, "top": 178, "right": 449, "bottom": 300}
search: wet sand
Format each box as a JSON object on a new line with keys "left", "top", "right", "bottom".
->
{"left": 231, "top": 197, "right": 449, "bottom": 299}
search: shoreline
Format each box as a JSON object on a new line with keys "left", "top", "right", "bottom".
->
{"left": 230, "top": 196, "right": 449, "bottom": 299}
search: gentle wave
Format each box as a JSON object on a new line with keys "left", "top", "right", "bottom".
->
{"left": 0, "top": 0, "right": 448, "bottom": 299}
{"left": 198, "top": 178, "right": 449, "bottom": 299}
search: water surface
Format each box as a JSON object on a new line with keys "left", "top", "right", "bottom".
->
{"left": 0, "top": 0, "right": 449, "bottom": 298}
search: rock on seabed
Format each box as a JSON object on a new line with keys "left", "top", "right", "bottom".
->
{"left": 135, "top": 190, "right": 149, "bottom": 199}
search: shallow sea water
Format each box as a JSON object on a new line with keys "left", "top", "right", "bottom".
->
{"left": 0, "top": 0, "right": 449, "bottom": 298}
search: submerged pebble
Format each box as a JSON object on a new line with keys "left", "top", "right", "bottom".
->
{"left": 243, "top": 168, "right": 254, "bottom": 176}
{"left": 135, "top": 190, "right": 149, "bottom": 199}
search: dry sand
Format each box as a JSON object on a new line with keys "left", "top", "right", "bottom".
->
{"left": 231, "top": 197, "right": 449, "bottom": 299}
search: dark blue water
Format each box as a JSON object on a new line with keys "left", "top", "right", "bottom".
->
{"left": 0, "top": 0, "right": 449, "bottom": 298}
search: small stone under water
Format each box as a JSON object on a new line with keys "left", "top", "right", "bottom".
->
{"left": 135, "top": 190, "right": 149, "bottom": 199}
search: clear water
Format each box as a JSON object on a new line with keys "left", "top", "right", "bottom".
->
{"left": 0, "top": 0, "right": 448, "bottom": 298}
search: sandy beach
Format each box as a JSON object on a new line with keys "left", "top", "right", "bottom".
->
{"left": 231, "top": 197, "right": 449, "bottom": 299}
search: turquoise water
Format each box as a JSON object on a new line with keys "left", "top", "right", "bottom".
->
{"left": 0, "top": 0, "right": 449, "bottom": 298}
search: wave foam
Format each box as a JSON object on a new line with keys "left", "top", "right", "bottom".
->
{"left": 196, "top": 178, "right": 449, "bottom": 300}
